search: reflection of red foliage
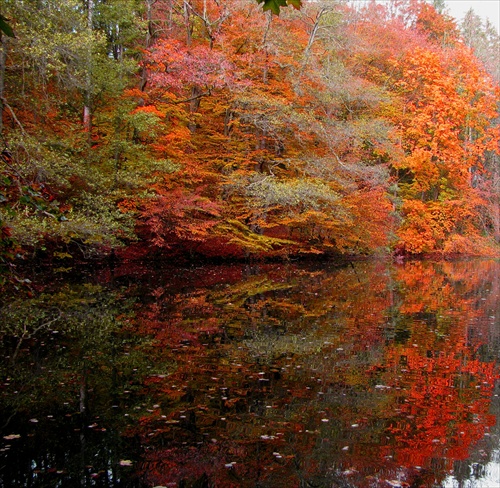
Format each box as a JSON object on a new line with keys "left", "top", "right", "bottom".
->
{"left": 382, "top": 344, "right": 497, "bottom": 468}
{"left": 120, "top": 259, "right": 499, "bottom": 487}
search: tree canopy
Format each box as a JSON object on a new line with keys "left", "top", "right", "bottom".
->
{"left": 0, "top": 0, "right": 499, "bottom": 269}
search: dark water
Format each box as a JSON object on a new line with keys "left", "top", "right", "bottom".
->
{"left": 0, "top": 259, "right": 499, "bottom": 487}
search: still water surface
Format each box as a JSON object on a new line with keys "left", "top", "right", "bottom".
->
{"left": 0, "top": 259, "right": 499, "bottom": 487}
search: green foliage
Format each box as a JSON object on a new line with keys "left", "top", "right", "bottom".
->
{"left": 0, "top": 129, "right": 138, "bottom": 257}
{"left": 245, "top": 175, "right": 340, "bottom": 211}
{"left": 0, "top": 282, "right": 174, "bottom": 416}
{"left": 0, "top": 14, "right": 14, "bottom": 37}
{"left": 257, "top": 0, "right": 302, "bottom": 15}
{"left": 6, "top": 211, "right": 131, "bottom": 256}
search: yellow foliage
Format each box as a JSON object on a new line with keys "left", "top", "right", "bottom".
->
{"left": 215, "top": 219, "right": 295, "bottom": 253}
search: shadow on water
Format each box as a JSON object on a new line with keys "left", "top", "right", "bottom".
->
{"left": 0, "top": 259, "right": 499, "bottom": 487}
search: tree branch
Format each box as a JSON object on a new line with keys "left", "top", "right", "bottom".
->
{"left": 0, "top": 95, "right": 27, "bottom": 136}
{"left": 166, "top": 90, "right": 211, "bottom": 105}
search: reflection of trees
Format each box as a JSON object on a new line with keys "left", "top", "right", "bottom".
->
{"left": 0, "top": 281, "right": 169, "bottom": 486}
{"left": 1, "top": 260, "right": 499, "bottom": 487}
{"left": 375, "top": 261, "right": 500, "bottom": 486}
{"left": 450, "top": 388, "right": 500, "bottom": 487}
{"left": 129, "top": 260, "right": 499, "bottom": 487}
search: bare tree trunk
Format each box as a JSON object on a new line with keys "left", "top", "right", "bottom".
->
{"left": 303, "top": 8, "right": 326, "bottom": 63}
{"left": 261, "top": 14, "right": 272, "bottom": 85}
{"left": 492, "top": 171, "right": 500, "bottom": 243}
{"left": 140, "top": 0, "right": 157, "bottom": 92}
{"left": 223, "top": 108, "right": 233, "bottom": 137}
{"left": 184, "top": 0, "right": 192, "bottom": 46}
{"left": 83, "top": 0, "right": 94, "bottom": 134}
{"left": 188, "top": 86, "right": 202, "bottom": 132}
{"left": 0, "top": 34, "right": 7, "bottom": 137}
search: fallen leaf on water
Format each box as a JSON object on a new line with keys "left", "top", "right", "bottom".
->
{"left": 385, "top": 481, "right": 409, "bottom": 487}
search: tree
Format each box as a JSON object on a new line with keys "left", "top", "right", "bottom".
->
{"left": 0, "top": 0, "right": 146, "bottom": 260}
{"left": 389, "top": 44, "right": 499, "bottom": 254}
{"left": 1, "top": 0, "right": 499, "bottom": 262}
{"left": 461, "top": 8, "right": 500, "bottom": 83}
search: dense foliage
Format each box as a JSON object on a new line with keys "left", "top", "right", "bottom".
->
{"left": 0, "top": 0, "right": 499, "bottom": 266}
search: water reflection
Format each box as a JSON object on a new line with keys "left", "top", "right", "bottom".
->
{"left": 0, "top": 259, "right": 499, "bottom": 487}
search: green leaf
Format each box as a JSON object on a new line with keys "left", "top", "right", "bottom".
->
{"left": 258, "top": 0, "right": 301, "bottom": 15}
{"left": 0, "top": 15, "right": 14, "bottom": 38}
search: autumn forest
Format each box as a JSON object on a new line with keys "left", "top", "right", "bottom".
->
{"left": 0, "top": 0, "right": 500, "bottom": 270}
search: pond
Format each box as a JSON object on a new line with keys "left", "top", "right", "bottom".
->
{"left": 0, "top": 258, "right": 499, "bottom": 487}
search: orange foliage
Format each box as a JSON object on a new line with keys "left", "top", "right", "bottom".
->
{"left": 1, "top": 0, "right": 499, "bottom": 262}
{"left": 390, "top": 42, "right": 499, "bottom": 254}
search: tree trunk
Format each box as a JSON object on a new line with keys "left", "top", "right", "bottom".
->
{"left": 0, "top": 34, "right": 6, "bottom": 137}
{"left": 188, "top": 86, "right": 202, "bottom": 132}
{"left": 140, "top": 0, "right": 157, "bottom": 92}
{"left": 261, "top": 14, "right": 272, "bottom": 85}
{"left": 184, "top": 0, "right": 192, "bottom": 46}
{"left": 83, "top": 0, "right": 94, "bottom": 134}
